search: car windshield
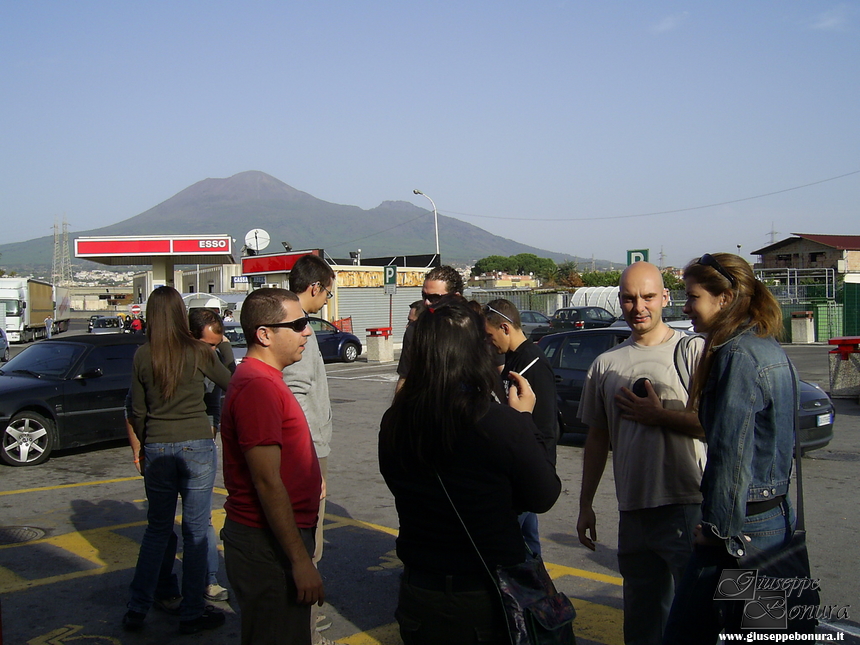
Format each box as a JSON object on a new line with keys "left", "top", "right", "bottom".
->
{"left": 0, "top": 342, "right": 86, "bottom": 378}
{"left": 223, "top": 325, "right": 246, "bottom": 347}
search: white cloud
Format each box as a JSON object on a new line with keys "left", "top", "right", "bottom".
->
{"left": 809, "top": 4, "right": 852, "bottom": 31}
{"left": 650, "top": 11, "right": 690, "bottom": 34}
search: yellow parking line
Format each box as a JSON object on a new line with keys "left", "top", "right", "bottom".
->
{"left": 1, "top": 508, "right": 625, "bottom": 645}
{"left": 0, "top": 476, "right": 142, "bottom": 496}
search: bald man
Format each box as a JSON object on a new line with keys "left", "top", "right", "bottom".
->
{"left": 576, "top": 262, "right": 706, "bottom": 645}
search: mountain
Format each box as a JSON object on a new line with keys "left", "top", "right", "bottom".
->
{"left": 0, "top": 171, "right": 611, "bottom": 273}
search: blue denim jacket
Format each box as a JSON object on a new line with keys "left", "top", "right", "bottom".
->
{"left": 698, "top": 327, "right": 797, "bottom": 557}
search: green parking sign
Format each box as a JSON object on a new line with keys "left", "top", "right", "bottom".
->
{"left": 627, "top": 249, "right": 649, "bottom": 265}
{"left": 384, "top": 265, "right": 397, "bottom": 295}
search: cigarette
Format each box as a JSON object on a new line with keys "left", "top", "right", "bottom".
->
{"left": 517, "top": 357, "right": 540, "bottom": 376}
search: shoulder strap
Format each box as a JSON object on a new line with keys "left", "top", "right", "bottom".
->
{"left": 673, "top": 333, "right": 695, "bottom": 394}
{"left": 787, "top": 362, "right": 806, "bottom": 532}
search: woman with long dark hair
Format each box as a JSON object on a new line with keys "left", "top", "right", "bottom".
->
{"left": 663, "top": 253, "right": 798, "bottom": 643}
{"left": 379, "top": 301, "right": 561, "bottom": 644}
{"left": 123, "top": 286, "right": 232, "bottom": 634}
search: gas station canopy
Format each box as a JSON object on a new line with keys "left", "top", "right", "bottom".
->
{"left": 75, "top": 235, "right": 235, "bottom": 266}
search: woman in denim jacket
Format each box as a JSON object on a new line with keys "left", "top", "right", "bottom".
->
{"left": 663, "top": 253, "right": 797, "bottom": 643}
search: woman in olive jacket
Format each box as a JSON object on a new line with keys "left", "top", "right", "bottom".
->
{"left": 123, "top": 287, "right": 232, "bottom": 634}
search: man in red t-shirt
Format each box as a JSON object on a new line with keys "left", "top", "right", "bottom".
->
{"left": 220, "top": 288, "right": 323, "bottom": 645}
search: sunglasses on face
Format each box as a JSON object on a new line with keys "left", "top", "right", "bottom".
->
{"left": 257, "top": 317, "right": 310, "bottom": 333}
{"left": 422, "top": 291, "right": 446, "bottom": 304}
{"left": 697, "top": 253, "right": 737, "bottom": 288}
{"left": 482, "top": 304, "right": 515, "bottom": 324}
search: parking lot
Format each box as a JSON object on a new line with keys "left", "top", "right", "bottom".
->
{"left": 1, "top": 333, "right": 859, "bottom": 644}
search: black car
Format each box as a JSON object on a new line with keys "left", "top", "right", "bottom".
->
{"left": 538, "top": 328, "right": 835, "bottom": 453}
{"left": 548, "top": 306, "right": 616, "bottom": 332}
{"left": 0, "top": 333, "right": 146, "bottom": 466}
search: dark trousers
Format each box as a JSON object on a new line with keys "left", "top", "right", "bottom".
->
{"left": 395, "top": 567, "right": 508, "bottom": 645}
{"left": 222, "top": 518, "right": 316, "bottom": 645}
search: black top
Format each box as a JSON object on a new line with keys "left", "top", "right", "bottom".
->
{"left": 379, "top": 402, "right": 560, "bottom": 576}
{"left": 396, "top": 323, "right": 415, "bottom": 378}
{"left": 502, "top": 340, "right": 560, "bottom": 465}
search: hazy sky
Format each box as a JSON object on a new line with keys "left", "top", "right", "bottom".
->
{"left": 3, "top": 1, "right": 858, "bottom": 267}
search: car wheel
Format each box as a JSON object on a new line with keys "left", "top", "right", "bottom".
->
{"left": 341, "top": 342, "right": 359, "bottom": 363}
{"left": 1, "top": 346, "right": 8, "bottom": 362}
{"left": 2, "top": 411, "right": 56, "bottom": 466}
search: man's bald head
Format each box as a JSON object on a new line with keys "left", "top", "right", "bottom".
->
{"left": 620, "top": 262, "right": 664, "bottom": 292}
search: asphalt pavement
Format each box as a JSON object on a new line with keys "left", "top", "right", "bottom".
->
{"left": 1, "top": 328, "right": 858, "bottom": 644}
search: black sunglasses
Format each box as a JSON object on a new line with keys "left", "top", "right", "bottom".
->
{"left": 698, "top": 253, "right": 737, "bottom": 288}
{"left": 422, "top": 291, "right": 445, "bottom": 304}
{"left": 257, "top": 317, "right": 310, "bottom": 333}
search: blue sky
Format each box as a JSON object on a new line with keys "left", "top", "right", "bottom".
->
{"left": 3, "top": 1, "right": 858, "bottom": 267}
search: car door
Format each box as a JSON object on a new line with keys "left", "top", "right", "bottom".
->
{"left": 62, "top": 343, "right": 139, "bottom": 444}
{"left": 548, "top": 332, "right": 620, "bottom": 433}
{"left": 309, "top": 318, "right": 339, "bottom": 360}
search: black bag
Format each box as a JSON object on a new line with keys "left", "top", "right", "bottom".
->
{"left": 436, "top": 473, "right": 576, "bottom": 645}
{"left": 495, "top": 554, "right": 577, "bottom": 645}
{"left": 739, "top": 528, "right": 820, "bottom": 634}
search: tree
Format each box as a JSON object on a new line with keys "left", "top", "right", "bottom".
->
{"left": 472, "top": 254, "right": 557, "bottom": 281}
{"left": 580, "top": 271, "right": 622, "bottom": 287}
{"left": 662, "top": 271, "right": 684, "bottom": 291}
{"left": 554, "top": 260, "right": 583, "bottom": 288}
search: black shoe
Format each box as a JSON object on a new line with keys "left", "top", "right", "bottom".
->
{"left": 122, "top": 610, "right": 146, "bottom": 632}
{"left": 179, "top": 607, "right": 226, "bottom": 634}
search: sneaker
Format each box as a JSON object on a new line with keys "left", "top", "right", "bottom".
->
{"left": 179, "top": 607, "right": 226, "bottom": 635}
{"left": 122, "top": 610, "right": 146, "bottom": 632}
{"left": 204, "top": 583, "right": 229, "bottom": 602}
{"left": 316, "top": 612, "right": 332, "bottom": 631}
{"left": 154, "top": 595, "right": 183, "bottom": 615}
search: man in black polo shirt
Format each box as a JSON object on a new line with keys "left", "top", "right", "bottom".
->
{"left": 483, "top": 298, "right": 560, "bottom": 555}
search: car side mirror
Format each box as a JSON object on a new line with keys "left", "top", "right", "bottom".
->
{"left": 77, "top": 368, "right": 104, "bottom": 379}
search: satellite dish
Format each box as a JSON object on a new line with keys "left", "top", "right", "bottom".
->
{"left": 244, "top": 228, "right": 271, "bottom": 252}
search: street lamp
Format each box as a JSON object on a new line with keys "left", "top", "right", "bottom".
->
{"left": 412, "top": 189, "right": 440, "bottom": 259}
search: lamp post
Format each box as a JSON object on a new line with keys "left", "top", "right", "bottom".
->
{"left": 412, "top": 189, "right": 440, "bottom": 259}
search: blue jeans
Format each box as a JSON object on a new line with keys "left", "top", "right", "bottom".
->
{"left": 663, "top": 499, "right": 796, "bottom": 645}
{"left": 127, "top": 439, "right": 216, "bottom": 620}
{"left": 518, "top": 512, "right": 541, "bottom": 556}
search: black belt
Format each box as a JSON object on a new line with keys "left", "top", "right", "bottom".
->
{"left": 746, "top": 495, "right": 785, "bottom": 516}
{"left": 403, "top": 567, "right": 489, "bottom": 593}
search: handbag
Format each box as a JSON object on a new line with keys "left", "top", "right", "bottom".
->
{"left": 436, "top": 473, "right": 576, "bottom": 645}
{"left": 736, "top": 364, "right": 821, "bottom": 633}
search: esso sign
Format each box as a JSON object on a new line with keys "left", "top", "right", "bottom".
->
{"left": 199, "top": 240, "right": 228, "bottom": 249}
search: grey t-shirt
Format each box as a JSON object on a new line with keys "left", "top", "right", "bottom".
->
{"left": 578, "top": 330, "right": 706, "bottom": 511}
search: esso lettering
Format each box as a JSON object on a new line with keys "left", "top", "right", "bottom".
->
{"left": 198, "top": 240, "right": 227, "bottom": 249}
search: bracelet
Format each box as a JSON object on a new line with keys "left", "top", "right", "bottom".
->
{"left": 133, "top": 458, "right": 140, "bottom": 464}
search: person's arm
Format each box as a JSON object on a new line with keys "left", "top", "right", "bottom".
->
{"left": 129, "top": 350, "right": 147, "bottom": 443}
{"left": 124, "top": 388, "right": 141, "bottom": 473}
{"left": 504, "top": 404, "right": 561, "bottom": 514}
{"left": 245, "top": 444, "right": 325, "bottom": 606}
{"left": 201, "top": 349, "right": 232, "bottom": 391}
{"left": 614, "top": 382, "right": 704, "bottom": 438}
{"left": 577, "top": 424, "right": 610, "bottom": 551}
{"left": 217, "top": 339, "right": 236, "bottom": 373}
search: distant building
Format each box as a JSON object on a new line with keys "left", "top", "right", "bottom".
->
{"left": 752, "top": 234, "right": 860, "bottom": 273}
{"left": 467, "top": 272, "right": 541, "bottom": 289}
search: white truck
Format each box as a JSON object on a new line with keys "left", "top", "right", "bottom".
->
{"left": 0, "top": 278, "right": 71, "bottom": 343}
